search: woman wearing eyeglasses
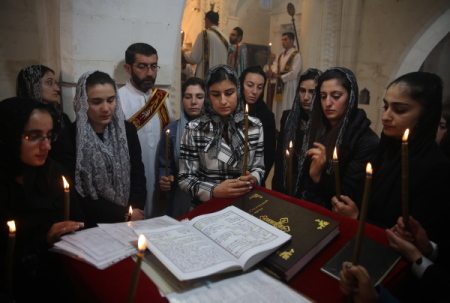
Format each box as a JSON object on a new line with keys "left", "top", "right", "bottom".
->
{"left": 16, "top": 65, "right": 71, "bottom": 128}
{"left": 50, "top": 71, "right": 147, "bottom": 228}
{"left": 0, "top": 97, "right": 84, "bottom": 301}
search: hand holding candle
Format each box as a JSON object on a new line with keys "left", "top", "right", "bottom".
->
{"left": 165, "top": 129, "right": 170, "bottom": 177}
{"left": 333, "top": 147, "right": 342, "bottom": 201}
{"left": 352, "top": 163, "right": 373, "bottom": 265}
{"left": 402, "top": 129, "right": 410, "bottom": 231}
{"left": 242, "top": 104, "right": 249, "bottom": 176}
{"left": 62, "top": 176, "right": 70, "bottom": 221}
{"left": 126, "top": 234, "right": 146, "bottom": 303}
{"left": 7, "top": 220, "right": 16, "bottom": 293}
{"left": 125, "top": 206, "right": 133, "bottom": 222}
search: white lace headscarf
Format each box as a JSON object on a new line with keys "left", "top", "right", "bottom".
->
{"left": 74, "top": 71, "right": 130, "bottom": 206}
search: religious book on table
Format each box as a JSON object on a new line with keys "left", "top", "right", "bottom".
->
{"left": 51, "top": 216, "right": 181, "bottom": 269}
{"left": 165, "top": 269, "right": 313, "bottom": 303}
{"left": 321, "top": 236, "right": 400, "bottom": 285}
{"left": 231, "top": 190, "right": 340, "bottom": 281}
{"left": 134, "top": 206, "right": 291, "bottom": 281}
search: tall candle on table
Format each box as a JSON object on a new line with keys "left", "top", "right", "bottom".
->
{"left": 165, "top": 129, "right": 170, "bottom": 177}
{"left": 62, "top": 176, "right": 70, "bottom": 221}
{"left": 402, "top": 129, "right": 410, "bottom": 230}
{"left": 126, "top": 234, "right": 146, "bottom": 303}
{"left": 352, "top": 163, "right": 373, "bottom": 265}
{"left": 333, "top": 147, "right": 342, "bottom": 201}
{"left": 242, "top": 104, "right": 249, "bottom": 176}
{"left": 287, "top": 140, "right": 293, "bottom": 196}
{"left": 7, "top": 220, "right": 16, "bottom": 293}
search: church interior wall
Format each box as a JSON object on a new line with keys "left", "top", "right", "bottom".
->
{"left": 1, "top": 0, "right": 449, "bottom": 135}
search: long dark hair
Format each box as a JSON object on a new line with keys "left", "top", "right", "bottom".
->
{"left": 306, "top": 68, "right": 356, "bottom": 159}
{"left": 0, "top": 97, "right": 59, "bottom": 177}
{"left": 239, "top": 66, "right": 267, "bottom": 104}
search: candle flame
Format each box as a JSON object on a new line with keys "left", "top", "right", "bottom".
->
{"left": 269, "top": 42, "right": 272, "bottom": 46}
{"left": 7, "top": 220, "right": 16, "bottom": 233}
{"left": 181, "top": 30, "right": 183, "bottom": 34}
{"left": 138, "top": 234, "right": 147, "bottom": 251}
{"left": 245, "top": 104, "right": 249, "bottom": 114}
{"left": 402, "top": 129, "right": 409, "bottom": 142}
{"left": 289, "top": 140, "right": 293, "bottom": 149}
{"left": 166, "top": 129, "right": 170, "bottom": 135}
{"left": 286, "top": 149, "right": 290, "bottom": 156}
{"left": 62, "top": 176, "right": 69, "bottom": 190}
{"left": 366, "top": 162, "right": 373, "bottom": 175}
{"left": 333, "top": 147, "right": 338, "bottom": 160}
{"left": 129, "top": 206, "right": 133, "bottom": 216}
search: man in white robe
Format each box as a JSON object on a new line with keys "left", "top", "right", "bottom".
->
{"left": 272, "top": 32, "right": 302, "bottom": 130}
{"left": 183, "top": 11, "right": 229, "bottom": 79}
{"left": 119, "top": 43, "right": 174, "bottom": 218}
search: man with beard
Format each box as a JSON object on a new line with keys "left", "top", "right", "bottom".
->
{"left": 119, "top": 42, "right": 173, "bottom": 218}
{"left": 227, "top": 27, "right": 247, "bottom": 77}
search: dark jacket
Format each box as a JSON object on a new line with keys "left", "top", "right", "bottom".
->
{"left": 248, "top": 98, "right": 276, "bottom": 186}
{"left": 0, "top": 158, "right": 82, "bottom": 302}
{"left": 272, "top": 109, "right": 308, "bottom": 193}
{"left": 300, "top": 108, "right": 379, "bottom": 208}
{"left": 50, "top": 121, "right": 146, "bottom": 228}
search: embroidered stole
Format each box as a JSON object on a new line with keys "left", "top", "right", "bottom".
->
{"left": 274, "top": 50, "right": 299, "bottom": 102}
{"left": 202, "top": 27, "right": 229, "bottom": 78}
{"left": 228, "top": 44, "right": 240, "bottom": 70}
{"left": 127, "top": 88, "right": 170, "bottom": 131}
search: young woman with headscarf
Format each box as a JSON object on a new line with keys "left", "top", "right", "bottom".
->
{"left": 0, "top": 97, "right": 83, "bottom": 301}
{"left": 157, "top": 77, "right": 206, "bottom": 218}
{"left": 332, "top": 72, "right": 450, "bottom": 244}
{"left": 272, "top": 68, "right": 322, "bottom": 194}
{"left": 239, "top": 66, "right": 276, "bottom": 186}
{"left": 50, "top": 71, "right": 146, "bottom": 227}
{"left": 16, "top": 65, "right": 71, "bottom": 128}
{"left": 297, "top": 67, "right": 379, "bottom": 208}
{"left": 178, "top": 64, "right": 265, "bottom": 206}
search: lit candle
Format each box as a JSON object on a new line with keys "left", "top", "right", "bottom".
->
{"left": 268, "top": 42, "right": 272, "bottom": 56}
{"left": 125, "top": 206, "right": 133, "bottom": 222}
{"left": 242, "top": 104, "right": 249, "bottom": 176}
{"left": 333, "top": 147, "right": 342, "bottom": 201}
{"left": 62, "top": 176, "right": 70, "bottom": 221}
{"left": 165, "top": 129, "right": 170, "bottom": 177}
{"left": 287, "top": 140, "right": 293, "bottom": 196}
{"left": 402, "top": 129, "right": 410, "bottom": 230}
{"left": 126, "top": 234, "right": 147, "bottom": 303}
{"left": 7, "top": 220, "right": 16, "bottom": 293}
{"left": 352, "top": 163, "right": 373, "bottom": 265}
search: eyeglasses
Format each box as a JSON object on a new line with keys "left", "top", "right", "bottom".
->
{"left": 43, "top": 80, "right": 61, "bottom": 88}
{"left": 22, "top": 133, "right": 58, "bottom": 143}
{"left": 132, "top": 63, "right": 160, "bottom": 72}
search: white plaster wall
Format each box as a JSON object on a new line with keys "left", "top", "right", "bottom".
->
{"left": 60, "top": 0, "right": 185, "bottom": 120}
{"left": 0, "top": 0, "right": 41, "bottom": 99}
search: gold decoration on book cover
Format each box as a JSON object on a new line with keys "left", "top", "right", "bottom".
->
{"left": 315, "top": 219, "right": 330, "bottom": 230}
{"left": 278, "top": 249, "right": 295, "bottom": 260}
{"left": 259, "top": 215, "right": 291, "bottom": 233}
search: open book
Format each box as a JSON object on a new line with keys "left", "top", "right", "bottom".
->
{"left": 135, "top": 206, "right": 291, "bottom": 281}
{"left": 51, "top": 216, "right": 181, "bottom": 269}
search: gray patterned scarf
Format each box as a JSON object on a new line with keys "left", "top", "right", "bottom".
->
{"left": 198, "top": 64, "right": 246, "bottom": 168}
{"left": 74, "top": 71, "right": 130, "bottom": 206}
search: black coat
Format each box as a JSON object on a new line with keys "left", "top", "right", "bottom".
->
{"left": 248, "top": 98, "right": 276, "bottom": 186}
{"left": 300, "top": 109, "right": 379, "bottom": 208}
{"left": 50, "top": 121, "right": 146, "bottom": 228}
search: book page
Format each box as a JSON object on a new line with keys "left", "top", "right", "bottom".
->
{"left": 98, "top": 215, "right": 182, "bottom": 245}
{"left": 135, "top": 225, "right": 241, "bottom": 281}
{"left": 191, "top": 206, "right": 291, "bottom": 269}
{"left": 166, "top": 270, "right": 312, "bottom": 303}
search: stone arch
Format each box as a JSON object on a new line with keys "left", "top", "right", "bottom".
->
{"left": 392, "top": 7, "right": 450, "bottom": 80}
